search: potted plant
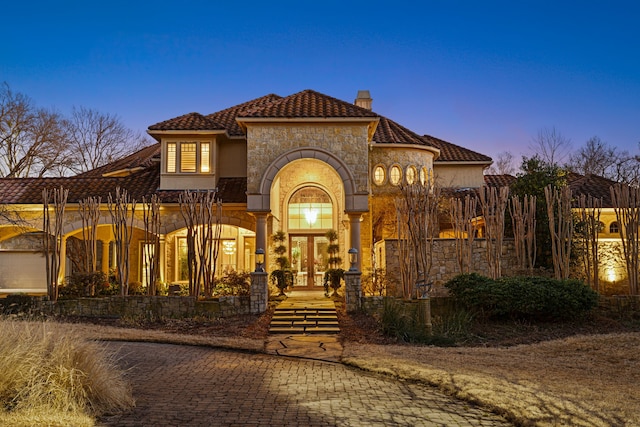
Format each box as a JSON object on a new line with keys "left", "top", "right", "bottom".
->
{"left": 323, "top": 229, "right": 344, "bottom": 297}
{"left": 269, "top": 231, "right": 294, "bottom": 296}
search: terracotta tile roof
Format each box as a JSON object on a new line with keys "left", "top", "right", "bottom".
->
{"left": 424, "top": 134, "right": 492, "bottom": 163}
{"left": 207, "top": 94, "right": 282, "bottom": 136}
{"left": 76, "top": 143, "right": 161, "bottom": 177}
{"left": 0, "top": 166, "right": 160, "bottom": 204}
{"left": 237, "top": 89, "right": 378, "bottom": 119}
{"left": 148, "top": 112, "right": 227, "bottom": 132}
{"left": 484, "top": 174, "right": 516, "bottom": 188}
{"left": 155, "top": 177, "right": 247, "bottom": 204}
{"left": 373, "top": 117, "right": 429, "bottom": 146}
{"left": 567, "top": 172, "right": 617, "bottom": 207}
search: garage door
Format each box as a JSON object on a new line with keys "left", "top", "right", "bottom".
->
{"left": 0, "top": 251, "right": 47, "bottom": 294}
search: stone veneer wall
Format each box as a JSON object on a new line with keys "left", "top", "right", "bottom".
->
{"left": 246, "top": 123, "right": 371, "bottom": 194}
{"left": 36, "top": 295, "right": 251, "bottom": 319}
{"left": 377, "top": 238, "right": 519, "bottom": 292}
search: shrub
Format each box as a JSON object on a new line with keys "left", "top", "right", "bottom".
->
{"left": 60, "top": 272, "right": 109, "bottom": 298}
{"left": 380, "top": 298, "right": 457, "bottom": 346}
{"left": 213, "top": 270, "right": 251, "bottom": 296}
{"left": 445, "top": 273, "right": 599, "bottom": 320}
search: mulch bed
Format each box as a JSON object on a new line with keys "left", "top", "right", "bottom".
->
{"left": 60, "top": 301, "right": 640, "bottom": 348}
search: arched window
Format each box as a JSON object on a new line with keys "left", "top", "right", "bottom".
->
{"left": 610, "top": 222, "right": 620, "bottom": 234}
{"left": 288, "top": 187, "right": 333, "bottom": 230}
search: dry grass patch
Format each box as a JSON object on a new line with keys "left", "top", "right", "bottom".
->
{"left": 342, "top": 332, "right": 640, "bottom": 426}
{"left": 0, "top": 319, "right": 135, "bottom": 427}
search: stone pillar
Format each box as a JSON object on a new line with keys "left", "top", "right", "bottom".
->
{"left": 100, "top": 239, "right": 110, "bottom": 274}
{"left": 250, "top": 271, "right": 268, "bottom": 314}
{"left": 344, "top": 271, "right": 362, "bottom": 313}
{"left": 57, "top": 235, "right": 68, "bottom": 286}
{"left": 348, "top": 213, "right": 363, "bottom": 271}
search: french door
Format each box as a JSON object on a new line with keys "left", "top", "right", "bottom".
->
{"left": 289, "top": 234, "right": 329, "bottom": 288}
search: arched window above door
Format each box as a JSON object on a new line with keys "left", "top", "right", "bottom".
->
{"left": 288, "top": 187, "right": 333, "bottom": 230}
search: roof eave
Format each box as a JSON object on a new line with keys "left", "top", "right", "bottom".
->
{"left": 147, "top": 129, "right": 227, "bottom": 141}
{"left": 236, "top": 117, "right": 380, "bottom": 141}
{"left": 371, "top": 142, "right": 440, "bottom": 158}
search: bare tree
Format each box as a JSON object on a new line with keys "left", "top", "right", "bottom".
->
{"left": 179, "top": 190, "right": 223, "bottom": 298}
{"left": 0, "top": 83, "right": 67, "bottom": 177}
{"left": 577, "top": 194, "right": 602, "bottom": 292}
{"left": 529, "top": 127, "right": 572, "bottom": 166}
{"left": 108, "top": 187, "right": 136, "bottom": 296}
{"left": 610, "top": 184, "right": 640, "bottom": 295}
{"left": 545, "top": 185, "right": 574, "bottom": 280}
{"left": 479, "top": 186, "right": 509, "bottom": 279}
{"left": 486, "top": 151, "right": 516, "bottom": 176}
{"left": 395, "top": 181, "right": 440, "bottom": 299}
{"left": 567, "top": 136, "right": 638, "bottom": 183}
{"left": 43, "top": 186, "right": 68, "bottom": 302}
{"left": 62, "top": 106, "right": 148, "bottom": 174}
{"left": 142, "top": 194, "right": 161, "bottom": 296}
{"left": 509, "top": 195, "right": 536, "bottom": 271}
{"left": 78, "top": 196, "right": 101, "bottom": 274}
{"left": 449, "top": 194, "right": 479, "bottom": 274}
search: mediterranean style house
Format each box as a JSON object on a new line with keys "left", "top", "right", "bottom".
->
{"left": 0, "top": 89, "right": 492, "bottom": 295}
{"left": 0, "top": 89, "right": 629, "bottom": 297}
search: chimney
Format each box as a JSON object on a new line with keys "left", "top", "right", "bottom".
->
{"left": 354, "top": 90, "right": 372, "bottom": 110}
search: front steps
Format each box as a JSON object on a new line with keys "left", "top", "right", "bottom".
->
{"left": 269, "top": 297, "right": 340, "bottom": 334}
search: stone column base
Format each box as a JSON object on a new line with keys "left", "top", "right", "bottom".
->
{"left": 250, "top": 272, "right": 268, "bottom": 314}
{"left": 344, "top": 271, "right": 362, "bottom": 313}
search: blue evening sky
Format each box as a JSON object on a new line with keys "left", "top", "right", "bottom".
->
{"left": 2, "top": 1, "right": 639, "bottom": 167}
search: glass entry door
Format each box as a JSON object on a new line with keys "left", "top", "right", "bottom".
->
{"left": 290, "top": 235, "right": 329, "bottom": 288}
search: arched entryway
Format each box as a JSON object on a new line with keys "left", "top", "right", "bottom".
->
{"left": 287, "top": 186, "right": 333, "bottom": 288}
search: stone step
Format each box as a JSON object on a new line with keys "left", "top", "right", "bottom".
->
{"left": 269, "top": 326, "right": 341, "bottom": 334}
{"left": 269, "top": 296, "right": 340, "bottom": 335}
{"left": 274, "top": 309, "right": 336, "bottom": 315}
{"left": 271, "top": 314, "right": 337, "bottom": 321}
{"left": 270, "top": 320, "right": 339, "bottom": 327}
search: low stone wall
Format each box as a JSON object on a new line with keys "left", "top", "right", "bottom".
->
{"left": 598, "top": 295, "right": 640, "bottom": 318}
{"left": 36, "top": 295, "right": 251, "bottom": 319}
{"left": 361, "top": 295, "right": 458, "bottom": 319}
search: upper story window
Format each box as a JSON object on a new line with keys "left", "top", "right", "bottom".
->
{"left": 610, "top": 221, "right": 620, "bottom": 234}
{"left": 166, "top": 141, "right": 212, "bottom": 174}
{"left": 389, "top": 165, "right": 402, "bottom": 186}
{"left": 372, "top": 165, "right": 386, "bottom": 186}
{"left": 406, "top": 165, "right": 417, "bottom": 185}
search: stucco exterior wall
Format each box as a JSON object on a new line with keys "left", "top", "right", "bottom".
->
{"left": 434, "top": 163, "right": 486, "bottom": 188}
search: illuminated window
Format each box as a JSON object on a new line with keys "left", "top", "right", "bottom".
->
{"left": 181, "top": 143, "right": 197, "bottom": 172}
{"left": 167, "top": 143, "right": 176, "bottom": 173}
{"left": 610, "top": 222, "right": 620, "bottom": 234}
{"left": 200, "top": 143, "right": 210, "bottom": 173}
{"left": 288, "top": 187, "right": 333, "bottom": 230}
{"left": 389, "top": 165, "right": 402, "bottom": 186}
{"left": 406, "top": 165, "right": 417, "bottom": 184}
{"left": 372, "top": 165, "right": 386, "bottom": 186}
{"left": 420, "top": 166, "right": 427, "bottom": 185}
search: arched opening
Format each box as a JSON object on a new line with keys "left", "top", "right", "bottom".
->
{"left": 286, "top": 186, "right": 334, "bottom": 288}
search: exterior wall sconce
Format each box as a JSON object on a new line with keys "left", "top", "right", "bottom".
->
{"left": 255, "top": 248, "right": 265, "bottom": 272}
{"left": 348, "top": 248, "right": 358, "bottom": 271}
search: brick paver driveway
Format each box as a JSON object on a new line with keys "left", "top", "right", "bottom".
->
{"left": 98, "top": 342, "right": 511, "bottom": 427}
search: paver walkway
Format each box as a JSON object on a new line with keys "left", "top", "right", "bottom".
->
{"left": 98, "top": 341, "right": 512, "bottom": 427}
